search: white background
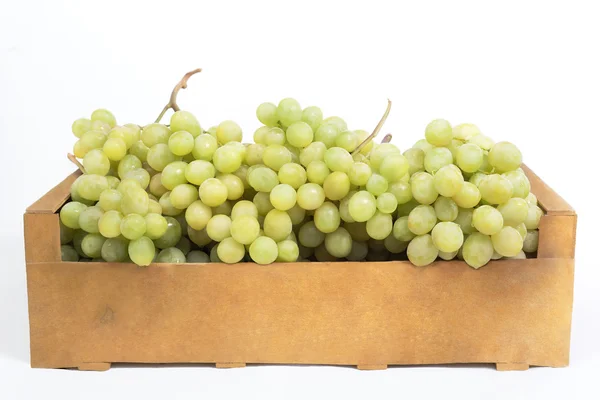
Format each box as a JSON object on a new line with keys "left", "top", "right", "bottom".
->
{"left": 1, "top": 0, "right": 598, "bottom": 398}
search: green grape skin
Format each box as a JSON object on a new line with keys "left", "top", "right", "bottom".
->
{"left": 468, "top": 134, "right": 495, "bottom": 151}
{"left": 198, "top": 178, "right": 228, "bottom": 207}
{"left": 159, "top": 191, "right": 183, "bottom": 216}
{"left": 407, "top": 234, "right": 439, "bottom": 267}
{"left": 177, "top": 236, "right": 192, "bottom": 255}
{"left": 299, "top": 142, "right": 327, "bottom": 167}
{"left": 396, "top": 199, "right": 418, "bottom": 217}
{"left": 230, "top": 215, "right": 260, "bottom": 245}
{"left": 410, "top": 172, "right": 438, "bottom": 205}
{"left": 277, "top": 98, "right": 302, "bottom": 127}
{"left": 324, "top": 147, "right": 353, "bottom": 173}
{"left": 296, "top": 183, "right": 326, "bottom": 210}
{"left": 156, "top": 247, "right": 187, "bottom": 263}
{"left": 376, "top": 192, "right": 398, "bottom": 214}
{"left": 168, "top": 131, "right": 194, "bottom": 156}
{"left": 366, "top": 211, "right": 393, "bottom": 240}
{"left": 407, "top": 205, "right": 437, "bottom": 235}
{"left": 478, "top": 153, "right": 494, "bottom": 173}
{"left": 413, "top": 139, "right": 434, "bottom": 154}
{"left": 98, "top": 210, "right": 123, "bottom": 238}
{"left": 245, "top": 143, "right": 265, "bottom": 166}
{"left": 265, "top": 127, "right": 286, "bottom": 146}
{"left": 277, "top": 163, "right": 307, "bottom": 189}
{"left": 370, "top": 143, "right": 401, "bottom": 172}
{"left": 424, "top": 147, "right": 453, "bottom": 174}
{"left": 128, "top": 236, "right": 155, "bottom": 266}
{"left": 73, "top": 140, "right": 90, "bottom": 158}
{"left": 379, "top": 154, "right": 409, "bottom": 183}
{"left": 106, "top": 176, "right": 120, "bottom": 190}
{"left": 212, "top": 145, "right": 243, "bottom": 174}
{"left": 262, "top": 145, "right": 291, "bottom": 172}
{"left": 253, "top": 192, "right": 275, "bottom": 216}
{"left": 120, "top": 214, "right": 146, "bottom": 240}
{"left": 345, "top": 221, "right": 370, "bottom": 242}
{"left": 322, "top": 116, "right": 347, "bottom": 133}
{"left": 452, "top": 123, "right": 480, "bottom": 141}
{"left": 348, "top": 191, "right": 377, "bottom": 222}
{"left": 469, "top": 172, "right": 487, "bottom": 187}
{"left": 121, "top": 186, "right": 149, "bottom": 216}
{"left": 185, "top": 200, "right": 213, "bottom": 230}
{"left": 170, "top": 110, "right": 202, "bottom": 137}
{"left": 263, "top": 209, "right": 293, "bottom": 242}
{"left": 248, "top": 166, "right": 279, "bottom": 193}
{"left": 523, "top": 230, "right": 539, "bottom": 253}
{"left": 100, "top": 237, "right": 129, "bottom": 262}
{"left": 77, "top": 174, "right": 109, "bottom": 201}
{"left": 217, "top": 174, "right": 244, "bottom": 201}
{"left": 335, "top": 131, "right": 359, "bottom": 152}
{"left": 141, "top": 124, "right": 171, "bottom": 147}
{"left": 314, "top": 202, "right": 341, "bottom": 233}
{"left": 103, "top": 137, "right": 127, "bottom": 161}
{"left": 366, "top": 174, "right": 388, "bottom": 196}
{"left": 276, "top": 240, "right": 299, "bottom": 262}
{"left": 497, "top": 197, "right": 529, "bottom": 226}
{"left": 161, "top": 161, "right": 188, "bottom": 190}
{"left": 91, "top": 109, "right": 116, "bottom": 128}
{"left": 314, "top": 243, "right": 339, "bottom": 262}
{"left": 431, "top": 222, "right": 464, "bottom": 252}
{"left": 438, "top": 250, "right": 458, "bottom": 261}
{"left": 348, "top": 162, "right": 372, "bottom": 186}
{"left": 175, "top": 214, "right": 189, "bottom": 234}
{"left": 188, "top": 226, "right": 212, "bottom": 247}
{"left": 472, "top": 205, "right": 504, "bottom": 235}
{"left": 206, "top": 214, "right": 232, "bottom": 242}
{"left": 433, "top": 164, "right": 464, "bottom": 197}
{"left": 78, "top": 205, "right": 104, "bottom": 233}
{"left": 323, "top": 171, "right": 350, "bottom": 201}
{"left": 287, "top": 204, "right": 306, "bottom": 225}
{"left": 256, "top": 102, "right": 279, "bottom": 127}
{"left": 153, "top": 216, "right": 182, "bottom": 249}
{"left": 478, "top": 174, "right": 513, "bottom": 205}
{"left": 298, "top": 221, "right": 325, "bottom": 248}
{"left": 353, "top": 130, "right": 373, "bottom": 156}
{"left": 462, "top": 232, "right": 494, "bottom": 269}
{"left": 216, "top": 238, "right": 245, "bottom": 264}
{"left": 269, "top": 184, "right": 297, "bottom": 211}
{"left": 306, "top": 161, "right": 330, "bottom": 185}
{"left": 388, "top": 181, "right": 413, "bottom": 205}
{"left": 60, "top": 221, "right": 75, "bottom": 244}
{"left": 455, "top": 207, "right": 475, "bottom": 235}
{"left": 346, "top": 241, "right": 369, "bottom": 261}
{"left": 147, "top": 143, "right": 180, "bottom": 172}
{"left": 488, "top": 141, "right": 522, "bottom": 173}
{"left": 123, "top": 168, "right": 150, "bottom": 189}
{"left": 185, "top": 160, "right": 215, "bottom": 186}
{"left": 249, "top": 236, "right": 278, "bottom": 265}
{"left": 301, "top": 106, "right": 323, "bottom": 132}
{"left": 514, "top": 222, "right": 527, "bottom": 239}
{"left": 433, "top": 196, "right": 458, "bottom": 222}
{"left": 286, "top": 121, "right": 314, "bottom": 148}
{"left": 502, "top": 171, "right": 531, "bottom": 199}
{"left": 72, "top": 118, "right": 92, "bottom": 138}
{"left": 60, "top": 201, "right": 88, "bottom": 229}
{"left": 525, "top": 192, "right": 538, "bottom": 206}
{"left": 193, "top": 134, "right": 218, "bottom": 161}
{"left": 117, "top": 176, "right": 142, "bottom": 196}
{"left": 72, "top": 229, "right": 87, "bottom": 257}
{"left": 212, "top": 200, "right": 233, "bottom": 216}
{"left": 187, "top": 250, "right": 210, "bottom": 263}
{"left": 253, "top": 126, "right": 270, "bottom": 144}
{"left": 80, "top": 130, "right": 107, "bottom": 151}
{"left": 234, "top": 165, "right": 250, "bottom": 189}
{"left": 425, "top": 119, "right": 453, "bottom": 146}
{"left": 216, "top": 120, "right": 242, "bottom": 144}
{"left": 231, "top": 200, "right": 258, "bottom": 220}
{"left": 81, "top": 233, "right": 107, "bottom": 258}
{"left": 145, "top": 213, "right": 168, "bottom": 240}
{"left": 338, "top": 191, "right": 356, "bottom": 223}
{"left": 210, "top": 245, "right": 222, "bottom": 263}
{"left": 491, "top": 226, "right": 523, "bottom": 257}
{"left": 82, "top": 149, "right": 110, "bottom": 176}
{"left": 314, "top": 124, "right": 339, "bottom": 148}
{"left": 456, "top": 143, "right": 483, "bottom": 173}
{"left": 384, "top": 235, "right": 408, "bottom": 254}
{"left": 324, "top": 227, "right": 352, "bottom": 258}
{"left": 507, "top": 251, "right": 527, "bottom": 260}
{"left": 446, "top": 139, "right": 463, "bottom": 160}
{"left": 393, "top": 216, "right": 416, "bottom": 242}
{"left": 452, "top": 182, "right": 481, "bottom": 209}
{"left": 524, "top": 204, "right": 543, "bottom": 230}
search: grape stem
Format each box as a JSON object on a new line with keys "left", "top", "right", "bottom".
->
{"left": 67, "top": 153, "right": 86, "bottom": 173}
{"left": 154, "top": 68, "right": 202, "bottom": 123}
{"left": 352, "top": 99, "right": 392, "bottom": 155}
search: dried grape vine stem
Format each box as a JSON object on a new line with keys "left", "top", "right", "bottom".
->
{"left": 154, "top": 68, "right": 202, "bottom": 123}
{"left": 352, "top": 99, "right": 392, "bottom": 155}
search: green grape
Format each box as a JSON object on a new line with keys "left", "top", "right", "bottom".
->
{"left": 262, "top": 144, "right": 291, "bottom": 171}
{"left": 277, "top": 163, "right": 307, "bottom": 189}
{"left": 497, "top": 198, "right": 529, "bottom": 226}
{"left": 306, "top": 161, "right": 330, "bottom": 184}
{"left": 384, "top": 235, "right": 408, "bottom": 254}
{"left": 472, "top": 205, "right": 503, "bottom": 235}
{"left": 100, "top": 237, "right": 129, "bottom": 262}
{"left": 158, "top": 191, "right": 183, "bottom": 216}
{"left": 147, "top": 144, "right": 180, "bottom": 172}
{"left": 253, "top": 126, "right": 270, "bottom": 144}
{"left": 256, "top": 102, "right": 279, "bottom": 126}
{"left": 452, "top": 182, "right": 481, "bottom": 209}
{"left": 393, "top": 216, "right": 416, "bottom": 242}
{"left": 388, "top": 181, "right": 413, "bottom": 205}
{"left": 408, "top": 205, "right": 437, "bottom": 235}
{"left": 153, "top": 216, "right": 182, "bottom": 249}
{"left": 60, "top": 221, "right": 75, "bottom": 244}
{"left": 346, "top": 241, "right": 368, "bottom": 261}
{"left": 144, "top": 213, "right": 168, "bottom": 240}
{"left": 285, "top": 144, "right": 300, "bottom": 165}
{"left": 366, "top": 173, "right": 388, "bottom": 196}
{"left": 77, "top": 174, "right": 109, "bottom": 201}
{"left": 524, "top": 204, "right": 543, "bottom": 229}
{"left": 244, "top": 143, "right": 265, "bottom": 166}
{"left": 230, "top": 215, "right": 260, "bottom": 245}
{"left": 345, "top": 221, "right": 370, "bottom": 242}
{"left": 431, "top": 222, "right": 464, "bottom": 252}
{"left": 60, "top": 201, "right": 88, "bottom": 229}
{"left": 491, "top": 226, "right": 523, "bottom": 257}
{"left": 147, "top": 175, "right": 166, "bottom": 198}
{"left": 369, "top": 143, "right": 401, "bottom": 171}
{"left": 323, "top": 171, "right": 350, "bottom": 201}
{"left": 410, "top": 172, "right": 438, "bottom": 205}
{"left": 193, "top": 134, "right": 218, "bottom": 161}
{"left": 433, "top": 196, "right": 458, "bottom": 221}
{"left": 348, "top": 162, "right": 372, "bottom": 186}
{"left": 78, "top": 206, "right": 103, "bottom": 233}
{"left": 187, "top": 250, "right": 210, "bottom": 263}
{"left": 123, "top": 168, "right": 150, "bottom": 189}
{"left": 425, "top": 119, "right": 452, "bottom": 146}
{"left": 168, "top": 131, "right": 194, "bottom": 156}
{"left": 314, "top": 202, "right": 341, "bottom": 233}
{"left": 502, "top": 170, "right": 530, "bottom": 199}
{"left": 117, "top": 154, "right": 142, "bottom": 180}
{"left": 452, "top": 123, "right": 480, "bottom": 141}
{"left": 91, "top": 109, "right": 116, "bottom": 128}
{"left": 455, "top": 207, "right": 475, "bottom": 234}
{"left": 438, "top": 250, "right": 458, "bottom": 261}
{"left": 248, "top": 166, "right": 279, "bottom": 192}
{"left": 155, "top": 247, "right": 186, "bottom": 263}
{"left": 121, "top": 186, "right": 149, "bottom": 216}
{"left": 234, "top": 165, "right": 250, "bottom": 189}
{"left": 249, "top": 236, "right": 278, "bottom": 264}
{"left": 98, "top": 210, "right": 123, "bottom": 238}
{"left": 287, "top": 204, "right": 306, "bottom": 225}
{"left": 324, "top": 147, "right": 353, "bottom": 173}
{"left": 109, "top": 125, "right": 137, "bottom": 149}
{"left": 366, "top": 211, "right": 393, "bottom": 240}
{"left": 469, "top": 172, "right": 487, "bottom": 187}
{"left": 407, "top": 234, "right": 438, "bottom": 267}
{"left": 73, "top": 140, "right": 90, "bottom": 158}
{"left": 69, "top": 177, "right": 96, "bottom": 206}
{"left": 514, "top": 222, "right": 527, "bottom": 239}
{"left": 446, "top": 139, "right": 463, "bottom": 160}
{"left": 216, "top": 120, "right": 242, "bottom": 144}
{"left": 231, "top": 200, "right": 258, "bottom": 220}
{"left": 106, "top": 175, "right": 120, "bottom": 189}
{"left": 507, "top": 250, "right": 526, "bottom": 259}
{"left": 276, "top": 240, "right": 299, "bottom": 262}
{"left": 322, "top": 116, "right": 347, "bottom": 132}
{"left": 299, "top": 142, "right": 326, "bottom": 167}
{"left": 296, "top": 183, "right": 325, "bottom": 210}
{"left": 161, "top": 161, "right": 188, "bottom": 190}
{"left": 324, "top": 227, "right": 352, "bottom": 258}
{"left": 301, "top": 106, "right": 323, "bottom": 132}
{"left": 212, "top": 200, "right": 233, "bottom": 216}
{"left": 397, "top": 199, "right": 418, "bottom": 217}
{"left": 81, "top": 233, "right": 106, "bottom": 258}
{"left": 313, "top": 244, "right": 337, "bottom": 261}
{"left": 424, "top": 147, "right": 453, "bottom": 174}
{"left": 128, "top": 237, "right": 155, "bottom": 266}
{"left": 170, "top": 110, "right": 201, "bottom": 137}
{"left": 119, "top": 214, "right": 146, "bottom": 240}
{"left": 488, "top": 141, "right": 522, "bottom": 172}
{"left": 478, "top": 153, "right": 493, "bottom": 173}
{"left": 433, "top": 164, "right": 464, "bottom": 197}
{"left": 338, "top": 191, "right": 356, "bottom": 223}
{"left": 80, "top": 130, "right": 107, "bottom": 152}
{"left": 72, "top": 118, "right": 92, "bottom": 138}
{"left": 269, "top": 184, "right": 297, "bottom": 211}
{"left": 335, "top": 131, "right": 359, "bottom": 152}
{"left": 184, "top": 160, "right": 214, "bottom": 186}
{"left": 456, "top": 143, "right": 483, "bottom": 173}
{"left": 141, "top": 124, "right": 171, "bottom": 147}
{"left": 264, "top": 209, "right": 292, "bottom": 241}
{"left": 209, "top": 246, "right": 222, "bottom": 263}
{"left": 525, "top": 192, "right": 537, "bottom": 205}
{"left": 103, "top": 137, "right": 127, "bottom": 161}
{"left": 72, "top": 229, "right": 87, "bottom": 257}
{"left": 468, "top": 134, "right": 494, "bottom": 151}
{"left": 167, "top": 184, "right": 197, "bottom": 209}
{"left": 215, "top": 174, "right": 243, "bottom": 201}
{"left": 479, "top": 174, "right": 513, "bottom": 204}
{"left": 523, "top": 230, "right": 539, "bottom": 253}
{"left": 253, "top": 192, "right": 275, "bottom": 215}
{"left": 298, "top": 221, "right": 325, "bottom": 247}
{"left": 215, "top": 238, "right": 244, "bottom": 264}
{"left": 206, "top": 214, "right": 232, "bottom": 242}
{"left": 314, "top": 124, "right": 339, "bottom": 148}
{"left": 175, "top": 214, "right": 189, "bottom": 235}
{"left": 277, "top": 98, "right": 302, "bottom": 127}
{"left": 265, "top": 127, "right": 286, "bottom": 146}
{"left": 413, "top": 139, "right": 434, "bottom": 153}
{"left": 286, "top": 121, "right": 314, "bottom": 148}
{"left": 213, "top": 145, "right": 243, "bottom": 173}
{"left": 197, "top": 178, "right": 227, "bottom": 207}
{"left": 379, "top": 154, "right": 409, "bottom": 182}
{"left": 185, "top": 199, "right": 212, "bottom": 230}
{"left": 188, "top": 227, "right": 211, "bottom": 247}
{"left": 348, "top": 191, "right": 376, "bottom": 222}
{"left": 353, "top": 129, "right": 373, "bottom": 155}
{"left": 376, "top": 193, "right": 398, "bottom": 214}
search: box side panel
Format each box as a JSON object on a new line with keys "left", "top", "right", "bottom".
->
{"left": 522, "top": 165, "right": 575, "bottom": 216}
{"left": 538, "top": 214, "right": 577, "bottom": 259}
{"left": 27, "top": 259, "right": 573, "bottom": 369}
{"left": 26, "top": 171, "right": 80, "bottom": 214}
{"left": 24, "top": 213, "right": 61, "bottom": 264}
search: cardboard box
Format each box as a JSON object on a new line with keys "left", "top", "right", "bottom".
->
{"left": 23, "top": 165, "right": 576, "bottom": 371}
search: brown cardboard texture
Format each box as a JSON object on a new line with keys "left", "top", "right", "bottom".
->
{"left": 24, "top": 166, "right": 576, "bottom": 371}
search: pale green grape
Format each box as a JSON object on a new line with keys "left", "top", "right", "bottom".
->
{"left": 491, "top": 226, "right": 523, "bottom": 257}
{"left": 147, "top": 143, "right": 180, "bottom": 172}
{"left": 249, "top": 236, "right": 278, "bottom": 264}
{"left": 212, "top": 200, "right": 232, "bottom": 216}
{"left": 502, "top": 170, "right": 531, "bottom": 199}
{"left": 488, "top": 141, "right": 522, "bottom": 172}
{"left": 147, "top": 174, "right": 167, "bottom": 198}
{"left": 452, "top": 182, "right": 481, "bottom": 209}
{"left": 72, "top": 230, "right": 87, "bottom": 257}
{"left": 524, "top": 204, "right": 543, "bottom": 229}
{"left": 323, "top": 171, "right": 350, "bottom": 201}
{"left": 497, "top": 197, "right": 529, "bottom": 226}
{"left": 60, "top": 201, "right": 88, "bottom": 229}
{"left": 286, "top": 121, "right": 313, "bottom": 148}
{"left": 348, "top": 162, "right": 372, "bottom": 186}
{"left": 160, "top": 161, "right": 188, "bottom": 190}
{"left": 177, "top": 237, "right": 191, "bottom": 256}
{"left": 117, "top": 154, "right": 142, "bottom": 179}
{"left": 335, "top": 131, "right": 359, "bottom": 152}
{"left": 265, "top": 127, "right": 286, "bottom": 145}
{"left": 452, "top": 123, "right": 480, "bottom": 141}
{"left": 216, "top": 238, "right": 245, "bottom": 264}
{"left": 301, "top": 106, "right": 323, "bottom": 132}
{"left": 269, "top": 184, "right": 296, "bottom": 211}
{"left": 253, "top": 126, "right": 270, "bottom": 144}
{"left": 98, "top": 210, "right": 123, "bottom": 238}
{"left": 525, "top": 192, "right": 537, "bottom": 205}
{"left": 393, "top": 216, "right": 416, "bottom": 242}
{"left": 187, "top": 250, "right": 210, "bottom": 263}
{"left": 171, "top": 110, "right": 201, "bottom": 137}
{"left": 78, "top": 174, "right": 109, "bottom": 201}
{"left": 345, "top": 221, "right": 370, "bottom": 242}
{"left": 407, "top": 234, "right": 438, "bottom": 267}
{"left": 324, "top": 227, "right": 352, "bottom": 258}
{"left": 214, "top": 174, "right": 243, "bottom": 201}
{"left": 306, "top": 161, "right": 330, "bottom": 184}
{"left": 91, "top": 109, "right": 116, "bottom": 128}
{"left": 424, "top": 147, "right": 453, "bottom": 173}
{"left": 193, "top": 134, "right": 218, "bottom": 161}
{"left": 324, "top": 147, "right": 353, "bottom": 173}
{"left": 264, "top": 209, "right": 292, "bottom": 241}
{"left": 446, "top": 139, "right": 463, "bottom": 160}
{"left": 78, "top": 206, "right": 103, "bottom": 233}
{"left": 206, "top": 215, "right": 232, "bottom": 242}
{"left": 287, "top": 204, "right": 306, "bottom": 225}
{"left": 284, "top": 143, "right": 300, "bottom": 164}
{"left": 366, "top": 174, "right": 388, "bottom": 196}
{"left": 81, "top": 130, "right": 107, "bottom": 151}
{"left": 314, "top": 244, "right": 339, "bottom": 261}
{"left": 462, "top": 232, "right": 494, "bottom": 269}
{"left": 468, "top": 134, "right": 494, "bottom": 151}
{"left": 433, "top": 197, "right": 458, "bottom": 221}
{"left": 376, "top": 193, "right": 398, "bottom": 214}
{"left": 216, "top": 120, "right": 242, "bottom": 144}
{"left": 397, "top": 199, "right": 418, "bottom": 217}
{"left": 314, "top": 202, "right": 341, "bottom": 233}
{"left": 296, "top": 183, "right": 325, "bottom": 210}
{"left": 345, "top": 241, "right": 368, "bottom": 261}
{"left": 128, "top": 237, "right": 155, "bottom": 266}
{"left": 472, "top": 205, "right": 503, "bottom": 235}
{"left": 369, "top": 143, "right": 400, "bottom": 172}
{"left": 514, "top": 222, "right": 527, "bottom": 239}
{"left": 523, "top": 230, "right": 539, "bottom": 253}
{"left": 234, "top": 165, "right": 250, "bottom": 189}
{"left": 154, "top": 216, "right": 182, "bottom": 249}
{"left": 339, "top": 191, "right": 356, "bottom": 223}
{"left": 168, "top": 131, "right": 194, "bottom": 156}
{"left": 175, "top": 214, "right": 189, "bottom": 234}
{"left": 277, "top": 240, "right": 299, "bottom": 262}
{"left": 478, "top": 153, "right": 493, "bottom": 173}
{"left": 322, "top": 116, "right": 347, "bottom": 132}
{"left": 507, "top": 251, "right": 526, "bottom": 259}
{"left": 366, "top": 211, "right": 393, "bottom": 240}
{"left": 354, "top": 130, "right": 373, "bottom": 155}
{"left": 103, "top": 137, "right": 127, "bottom": 161}
{"left": 185, "top": 200, "right": 212, "bottom": 230}
{"left": 479, "top": 174, "right": 513, "bottom": 204}
{"left": 256, "top": 102, "right": 279, "bottom": 127}
{"left": 314, "top": 124, "right": 339, "bottom": 148}
{"left": 455, "top": 207, "right": 475, "bottom": 234}
{"left": 213, "top": 145, "right": 243, "bottom": 173}
{"left": 438, "top": 250, "right": 458, "bottom": 261}
{"left": 413, "top": 139, "right": 434, "bottom": 154}
{"left": 72, "top": 118, "right": 92, "bottom": 138}
{"left": 110, "top": 125, "right": 138, "bottom": 149}
{"left": 121, "top": 186, "right": 149, "bottom": 216}
{"left": 169, "top": 184, "right": 198, "bottom": 209}
{"left": 188, "top": 227, "right": 212, "bottom": 247}
{"left": 248, "top": 166, "right": 279, "bottom": 192}
{"left": 433, "top": 164, "right": 464, "bottom": 197}
{"left": 199, "top": 178, "right": 228, "bottom": 207}
{"left": 298, "top": 221, "right": 325, "bottom": 248}
{"left": 210, "top": 246, "right": 222, "bottom": 263}
{"left": 253, "top": 192, "right": 275, "bottom": 215}
{"left": 379, "top": 154, "right": 409, "bottom": 182}
{"left": 431, "top": 222, "right": 464, "bottom": 252}
{"left": 245, "top": 144, "right": 266, "bottom": 166}
{"left": 73, "top": 140, "right": 89, "bottom": 158}
{"left": 184, "top": 160, "right": 215, "bottom": 186}
{"left": 230, "top": 215, "right": 260, "bottom": 245}
{"left": 100, "top": 237, "right": 129, "bottom": 262}
{"left": 299, "top": 142, "right": 326, "bottom": 167}
{"left": 156, "top": 247, "right": 187, "bottom": 263}
{"left": 106, "top": 176, "right": 120, "bottom": 190}
{"left": 388, "top": 181, "right": 413, "bottom": 205}
{"left": 277, "top": 163, "right": 307, "bottom": 189}
{"left": 145, "top": 213, "right": 168, "bottom": 239}
{"left": 81, "top": 233, "right": 106, "bottom": 258}
{"left": 120, "top": 214, "right": 146, "bottom": 240}
{"left": 410, "top": 172, "right": 438, "bottom": 205}
{"left": 262, "top": 144, "right": 291, "bottom": 171}
{"left": 456, "top": 143, "right": 483, "bottom": 173}
{"left": 425, "top": 119, "right": 452, "bottom": 146}
{"left": 277, "top": 98, "right": 302, "bottom": 127}
{"left": 60, "top": 221, "right": 75, "bottom": 244}
{"left": 123, "top": 168, "right": 150, "bottom": 189}
{"left": 231, "top": 200, "right": 258, "bottom": 220}
{"left": 142, "top": 124, "right": 171, "bottom": 147}
{"left": 469, "top": 172, "right": 487, "bottom": 187}
{"left": 159, "top": 192, "right": 183, "bottom": 216}
{"left": 384, "top": 235, "right": 408, "bottom": 254}
{"left": 408, "top": 205, "right": 437, "bottom": 235}
{"left": 348, "top": 191, "right": 376, "bottom": 222}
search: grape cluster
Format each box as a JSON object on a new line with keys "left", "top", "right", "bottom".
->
{"left": 60, "top": 100, "right": 542, "bottom": 269}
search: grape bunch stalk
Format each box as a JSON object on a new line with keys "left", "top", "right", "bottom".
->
{"left": 59, "top": 69, "right": 543, "bottom": 268}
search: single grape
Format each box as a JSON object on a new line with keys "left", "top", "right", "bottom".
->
{"left": 159, "top": 191, "right": 183, "bottom": 216}
{"left": 98, "top": 210, "right": 123, "bottom": 238}
{"left": 253, "top": 191, "right": 275, "bottom": 216}
{"left": 296, "top": 183, "right": 326, "bottom": 210}
{"left": 433, "top": 196, "right": 458, "bottom": 222}
{"left": 497, "top": 197, "right": 529, "bottom": 226}
{"left": 502, "top": 170, "right": 531, "bottom": 199}
{"left": 183, "top": 160, "right": 214, "bottom": 186}
{"left": 488, "top": 141, "right": 522, "bottom": 172}
{"left": 81, "top": 233, "right": 106, "bottom": 258}
{"left": 91, "top": 109, "right": 116, "bottom": 128}
{"left": 264, "top": 209, "right": 292, "bottom": 241}
{"left": 277, "top": 98, "right": 302, "bottom": 127}
{"left": 103, "top": 137, "right": 127, "bottom": 162}
{"left": 314, "top": 124, "right": 339, "bottom": 148}
{"left": 424, "top": 147, "right": 453, "bottom": 174}
{"left": 72, "top": 118, "right": 92, "bottom": 138}
{"left": 230, "top": 200, "right": 258, "bottom": 220}
{"left": 299, "top": 142, "right": 326, "bottom": 167}
{"left": 407, "top": 205, "right": 437, "bottom": 235}
{"left": 393, "top": 216, "right": 416, "bottom": 242}
{"left": 452, "top": 123, "right": 480, "bottom": 141}
{"left": 188, "top": 227, "right": 212, "bottom": 247}
{"left": 168, "top": 131, "right": 194, "bottom": 156}
{"left": 431, "top": 221, "right": 464, "bottom": 252}
{"left": 323, "top": 171, "right": 350, "bottom": 201}
{"left": 412, "top": 139, "right": 434, "bottom": 154}
{"left": 306, "top": 161, "right": 330, "bottom": 185}
{"left": 267, "top": 183, "right": 296, "bottom": 211}
{"left": 384, "top": 235, "right": 408, "bottom": 254}
{"left": 425, "top": 119, "right": 453, "bottom": 146}
{"left": 433, "top": 164, "right": 464, "bottom": 197}
{"left": 478, "top": 174, "right": 513, "bottom": 205}
{"left": 314, "top": 202, "right": 341, "bottom": 233}
{"left": 161, "top": 161, "right": 188, "bottom": 190}
{"left": 454, "top": 207, "right": 475, "bottom": 235}
{"left": 472, "top": 205, "right": 504, "bottom": 235}
{"left": 120, "top": 214, "right": 146, "bottom": 240}
{"left": 256, "top": 102, "right": 279, "bottom": 126}
{"left": 346, "top": 241, "right": 369, "bottom": 261}
{"left": 366, "top": 211, "right": 393, "bottom": 240}
{"left": 166, "top": 184, "right": 196, "bottom": 210}
{"left": 216, "top": 120, "right": 242, "bottom": 144}
{"left": 456, "top": 143, "right": 484, "bottom": 173}
{"left": 275, "top": 240, "right": 299, "bottom": 262}
{"left": 324, "top": 147, "right": 353, "bottom": 173}
{"left": 106, "top": 176, "right": 120, "bottom": 190}
{"left": 248, "top": 166, "right": 279, "bottom": 193}
{"left": 301, "top": 106, "right": 323, "bottom": 132}
{"left": 77, "top": 174, "right": 109, "bottom": 201}
{"left": 322, "top": 116, "right": 347, "bottom": 133}
{"left": 376, "top": 193, "right": 398, "bottom": 214}
{"left": 348, "top": 162, "right": 372, "bottom": 186}
{"left": 121, "top": 186, "right": 149, "bottom": 216}
{"left": 230, "top": 215, "right": 260, "bottom": 245}
{"left": 525, "top": 192, "right": 538, "bottom": 205}
{"left": 324, "top": 227, "right": 352, "bottom": 258}
{"left": 147, "top": 143, "right": 180, "bottom": 172}
{"left": 78, "top": 205, "right": 104, "bottom": 233}
{"left": 215, "top": 237, "right": 245, "bottom": 264}
{"left": 206, "top": 214, "right": 232, "bottom": 242}
{"left": 249, "top": 236, "right": 278, "bottom": 265}
{"left": 244, "top": 143, "right": 265, "bottom": 166}
{"left": 170, "top": 110, "right": 201, "bottom": 137}
{"left": 366, "top": 174, "right": 388, "bottom": 196}
{"left": 100, "top": 237, "right": 129, "bottom": 262}
{"left": 155, "top": 247, "right": 187, "bottom": 263}
{"left": 80, "top": 130, "right": 107, "bottom": 151}
{"left": 60, "top": 221, "right": 75, "bottom": 244}
{"left": 369, "top": 143, "right": 401, "bottom": 171}
{"left": 524, "top": 204, "right": 543, "bottom": 229}
{"left": 187, "top": 250, "right": 210, "bottom": 263}
{"left": 128, "top": 237, "right": 155, "bottom": 266}
{"left": 379, "top": 154, "right": 409, "bottom": 182}
{"left": 388, "top": 181, "right": 413, "bottom": 205}
{"left": 275, "top": 163, "right": 306, "bottom": 190}
{"left": 410, "top": 172, "right": 438, "bottom": 205}
{"left": 192, "top": 134, "right": 218, "bottom": 161}
{"left": 263, "top": 144, "right": 292, "bottom": 171}
{"left": 286, "top": 121, "right": 314, "bottom": 148}
{"left": 348, "top": 191, "right": 377, "bottom": 222}
{"left": 145, "top": 213, "right": 168, "bottom": 240}
{"left": 60, "top": 201, "right": 88, "bottom": 229}
{"left": 439, "top": 250, "right": 458, "bottom": 261}
{"left": 452, "top": 182, "right": 481, "bottom": 209}
{"left": 123, "top": 168, "right": 150, "bottom": 189}
{"left": 141, "top": 124, "right": 171, "bottom": 147}
{"left": 185, "top": 200, "right": 212, "bottom": 230}
{"left": 407, "top": 234, "right": 439, "bottom": 267}
{"left": 523, "top": 230, "right": 539, "bottom": 253}
{"left": 199, "top": 178, "right": 228, "bottom": 207}
{"left": 265, "top": 127, "right": 286, "bottom": 146}
{"left": 73, "top": 140, "right": 89, "bottom": 158}
{"left": 148, "top": 174, "right": 168, "bottom": 198}
{"left": 210, "top": 246, "right": 222, "bottom": 263}
{"left": 491, "top": 226, "right": 523, "bottom": 257}
{"left": 335, "top": 131, "right": 359, "bottom": 152}
{"left": 468, "top": 134, "right": 495, "bottom": 151}
{"left": 298, "top": 221, "right": 325, "bottom": 248}
{"left": 153, "top": 216, "right": 182, "bottom": 249}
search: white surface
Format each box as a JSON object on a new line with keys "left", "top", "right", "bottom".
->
{"left": 1, "top": 0, "right": 598, "bottom": 398}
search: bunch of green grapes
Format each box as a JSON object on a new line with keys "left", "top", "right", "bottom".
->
{"left": 60, "top": 100, "right": 542, "bottom": 269}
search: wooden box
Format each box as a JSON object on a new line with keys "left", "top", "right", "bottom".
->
{"left": 23, "top": 166, "right": 576, "bottom": 371}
